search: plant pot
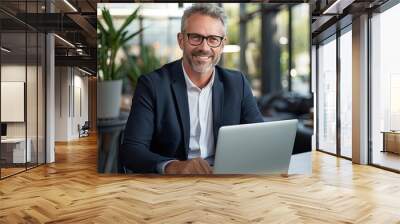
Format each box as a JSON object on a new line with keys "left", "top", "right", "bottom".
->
{"left": 97, "top": 80, "right": 123, "bottom": 119}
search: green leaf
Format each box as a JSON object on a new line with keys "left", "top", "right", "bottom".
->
{"left": 116, "top": 7, "right": 140, "bottom": 37}
{"left": 101, "top": 8, "right": 116, "bottom": 34}
{"left": 122, "top": 28, "right": 144, "bottom": 43}
{"left": 97, "top": 7, "right": 143, "bottom": 81}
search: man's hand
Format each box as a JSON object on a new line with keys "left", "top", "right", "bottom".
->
{"left": 164, "top": 158, "right": 212, "bottom": 174}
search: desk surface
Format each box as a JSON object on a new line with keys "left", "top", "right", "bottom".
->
{"left": 1, "top": 137, "right": 31, "bottom": 143}
{"left": 1, "top": 137, "right": 27, "bottom": 143}
{"left": 381, "top": 131, "right": 400, "bottom": 134}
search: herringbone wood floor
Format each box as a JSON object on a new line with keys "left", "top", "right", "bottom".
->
{"left": 1, "top": 135, "right": 400, "bottom": 224}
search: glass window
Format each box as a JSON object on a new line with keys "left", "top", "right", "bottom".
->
{"left": 339, "top": 28, "right": 352, "bottom": 158}
{"left": 291, "top": 4, "right": 310, "bottom": 96}
{"left": 245, "top": 12, "right": 261, "bottom": 97}
{"left": 276, "top": 8, "right": 289, "bottom": 91}
{"left": 1, "top": 29, "right": 28, "bottom": 178}
{"left": 222, "top": 3, "right": 240, "bottom": 71}
{"left": 0, "top": 0, "right": 46, "bottom": 179}
{"left": 317, "top": 36, "right": 337, "bottom": 155}
{"left": 371, "top": 3, "right": 400, "bottom": 171}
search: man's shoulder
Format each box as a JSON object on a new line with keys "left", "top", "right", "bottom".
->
{"left": 139, "top": 60, "right": 179, "bottom": 82}
{"left": 215, "top": 65, "right": 245, "bottom": 82}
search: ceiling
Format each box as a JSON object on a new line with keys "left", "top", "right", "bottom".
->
{"left": 0, "top": 0, "right": 98, "bottom": 73}
{"left": 1, "top": 0, "right": 394, "bottom": 73}
{"left": 310, "top": 0, "right": 390, "bottom": 43}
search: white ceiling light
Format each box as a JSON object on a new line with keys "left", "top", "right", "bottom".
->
{"left": 1, "top": 47, "right": 11, "bottom": 53}
{"left": 78, "top": 67, "right": 93, "bottom": 76}
{"left": 63, "top": 0, "right": 78, "bottom": 12}
{"left": 54, "top": 34, "right": 75, "bottom": 48}
{"left": 322, "top": 0, "right": 355, "bottom": 15}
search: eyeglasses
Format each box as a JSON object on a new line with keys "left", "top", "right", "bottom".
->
{"left": 185, "top": 33, "right": 224, "bottom": 48}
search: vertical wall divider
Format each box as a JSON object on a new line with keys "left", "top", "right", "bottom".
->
{"left": 367, "top": 11, "right": 373, "bottom": 165}
{"left": 36, "top": 0, "right": 39, "bottom": 168}
{"left": 0, "top": 22, "right": 2, "bottom": 179}
{"left": 59, "top": 67, "right": 62, "bottom": 117}
{"left": 73, "top": 68, "right": 75, "bottom": 118}
{"left": 336, "top": 23, "right": 341, "bottom": 157}
{"left": 44, "top": 32, "right": 47, "bottom": 165}
{"left": 69, "top": 69, "right": 71, "bottom": 118}
{"left": 352, "top": 14, "right": 369, "bottom": 165}
{"left": 309, "top": 7, "right": 313, "bottom": 94}
{"left": 316, "top": 44, "right": 319, "bottom": 150}
{"left": 25, "top": 0, "right": 28, "bottom": 171}
{"left": 288, "top": 6, "right": 293, "bottom": 91}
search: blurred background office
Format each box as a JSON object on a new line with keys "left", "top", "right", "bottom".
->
{"left": 98, "top": 3, "right": 312, "bottom": 115}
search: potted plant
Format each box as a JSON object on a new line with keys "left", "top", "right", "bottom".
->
{"left": 97, "top": 7, "right": 143, "bottom": 119}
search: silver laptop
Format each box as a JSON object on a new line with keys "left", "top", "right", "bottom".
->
{"left": 213, "top": 119, "right": 298, "bottom": 174}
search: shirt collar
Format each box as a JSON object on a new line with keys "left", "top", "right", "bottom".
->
{"left": 182, "top": 61, "right": 215, "bottom": 91}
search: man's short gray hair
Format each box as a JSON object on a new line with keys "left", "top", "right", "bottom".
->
{"left": 181, "top": 3, "right": 227, "bottom": 34}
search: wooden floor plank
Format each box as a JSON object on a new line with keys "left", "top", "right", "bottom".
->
{"left": 1, "top": 135, "right": 400, "bottom": 223}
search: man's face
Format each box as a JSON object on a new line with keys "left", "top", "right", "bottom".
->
{"left": 178, "top": 13, "right": 225, "bottom": 75}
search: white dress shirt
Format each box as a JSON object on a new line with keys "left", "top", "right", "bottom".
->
{"left": 157, "top": 64, "right": 215, "bottom": 173}
{"left": 182, "top": 64, "right": 215, "bottom": 160}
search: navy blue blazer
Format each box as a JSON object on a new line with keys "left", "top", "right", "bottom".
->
{"left": 121, "top": 59, "right": 263, "bottom": 173}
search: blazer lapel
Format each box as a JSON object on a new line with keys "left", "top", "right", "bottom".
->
{"left": 170, "top": 61, "right": 190, "bottom": 155}
{"left": 212, "top": 68, "right": 224, "bottom": 146}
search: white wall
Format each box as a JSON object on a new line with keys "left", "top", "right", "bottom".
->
{"left": 55, "top": 66, "right": 69, "bottom": 141}
{"left": 1, "top": 63, "right": 46, "bottom": 164}
{"left": 55, "top": 67, "right": 89, "bottom": 141}
{"left": 1, "top": 65, "right": 31, "bottom": 138}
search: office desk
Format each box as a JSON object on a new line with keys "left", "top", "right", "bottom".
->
{"left": 121, "top": 152, "right": 312, "bottom": 175}
{"left": 381, "top": 131, "right": 400, "bottom": 154}
{"left": 1, "top": 138, "right": 31, "bottom": 164}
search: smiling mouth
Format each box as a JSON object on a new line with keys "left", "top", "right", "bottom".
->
{"left": 193, "top": 55, "right": 212, "bottom": 62}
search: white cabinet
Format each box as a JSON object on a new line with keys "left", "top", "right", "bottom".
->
{"left": 1, "top": 138, "right": 32, "bottom": 163}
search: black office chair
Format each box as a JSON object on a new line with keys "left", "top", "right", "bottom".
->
{"left": 118, "top": 131, "right": 134, "bottom": 174}
{"left": 78, "top": 121, "right": 90, "bottom": 138}
{"left": 258, "top": 92, "right": 313, "bottom": 154}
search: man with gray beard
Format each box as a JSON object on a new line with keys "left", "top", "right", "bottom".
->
{"left": 121, "top": 3, "right": 263, "bottom": 174}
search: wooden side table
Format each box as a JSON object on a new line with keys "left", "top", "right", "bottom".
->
{"left": 381, "top": 131, "right": 400, "bottom": 154}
